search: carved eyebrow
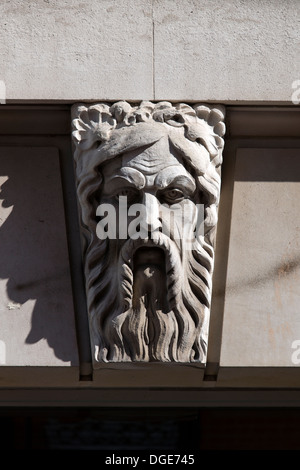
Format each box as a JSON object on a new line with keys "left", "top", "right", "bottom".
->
{"left": 166, "top": 176, "right": 196, "bottom": 193}
{"left": 155, "top": 173, "right": 196, "bottom": 193}
{"left": 103, "top": 168, "right": 146, "bottom": 190}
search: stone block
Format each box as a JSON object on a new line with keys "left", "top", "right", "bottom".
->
{"left": 0, "top": 0, "right": 153, "bottom": 101}
{"left": 0, "top": 1, "right": 299, "bottom": 102}
{"left": 0, "top": 147, "right": 79, "bottom": 385}
{"left": 153, "top": 0, "right": 300, "bottom": 102}
{"left": 219, "top": 148, "right": 300, "bottom": 385}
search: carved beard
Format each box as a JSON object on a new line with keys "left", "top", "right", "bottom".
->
{"left": 86, "top": 226, "right": 214, "bottom": 363}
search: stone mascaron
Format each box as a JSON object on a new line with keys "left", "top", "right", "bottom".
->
{"left": 72, "top": 101, "right": 225, "bottom": 363}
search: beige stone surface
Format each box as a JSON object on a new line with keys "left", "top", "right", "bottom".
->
{"left": 72, "top": 101, "right": 225, "bottom": 365}
{"left": 220, "top": 148, "right": 300, "bottom": 368}
{"left": 0, "top": 0, "right": 153, "bottom": 101}
{"left": 0, "top": 147, "right": 79, "bottom": 369}
{"left": 154, "top": 0, "right": 300, "bottom": 102}
{"left": 0, "top": 0, "right": 299, "bottom": 102}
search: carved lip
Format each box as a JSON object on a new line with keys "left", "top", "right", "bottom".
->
{"left": 133, "top": 247, "right": 165, "bottom": 270}
{"left": 120, "top": 233, "right": 179, "bottom": 274}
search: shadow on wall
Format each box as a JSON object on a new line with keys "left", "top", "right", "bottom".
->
{"left": 0, "top": 148, "right": 78, "bottom": 364}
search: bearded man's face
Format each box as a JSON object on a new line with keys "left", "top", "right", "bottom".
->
{"left": 93, "top": 137, "right": 209, "bottom": 362}
{"left": 72, "top": 101, "right": 225, "bottom": 364}
{"left": 100, "top": 137, "right": 200, "bottom": 298}
{"left": 102, "top": 136, "right": 199, "bottom": 240}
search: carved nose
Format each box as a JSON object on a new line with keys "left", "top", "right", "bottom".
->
{"left": 142, "top": 193, "right": 162, "bottom": 234}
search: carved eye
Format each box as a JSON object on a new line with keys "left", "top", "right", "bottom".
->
{"left": 161, "top": 188, "right": 185, "bottom": 204}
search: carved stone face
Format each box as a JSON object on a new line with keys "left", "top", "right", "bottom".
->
{"left": 72, "top": 101, "right": 225, "bottom": 364}
{"left": 99, "top": 136, "right": 200, "bottom": 316}
{"left": 101, "top": 136, "right": 198, "bottom": 243}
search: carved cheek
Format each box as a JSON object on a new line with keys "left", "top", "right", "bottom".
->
{"left": 160, "top": 200, "right": 198, "bottom": 240}
{"left": 182, "top": 200, "right": 199, "bottom": 232}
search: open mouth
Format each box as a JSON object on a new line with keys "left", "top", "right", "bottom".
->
{"left": 133, "top": 247, "right": 166, "bottom": 271}
{"left": 132, "top": 246, "right": 168, "bottom": 311}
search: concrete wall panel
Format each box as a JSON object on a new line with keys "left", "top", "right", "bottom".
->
{"left": 154, "top": 0, "right": 300, "bottom": 103}
{"left": 220, "top": 148, "right": 300, "bottom": 372}
{"left": 0, "top": 147, "right": 79, "bottom": 379}
{"left": 0, "top": 0, "right": 154, "bottom": 101}
{"left": 0, "top": 0, "right": 299, "bottom": 102}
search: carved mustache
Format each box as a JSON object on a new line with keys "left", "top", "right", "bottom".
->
{"left": 119, "top": 231, "right": 181, "bottom": 273}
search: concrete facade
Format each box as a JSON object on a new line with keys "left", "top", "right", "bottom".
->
{"left": 0, "top": 0, "right": 299, "bottom": 397}
{"left": 221, "top": 148, "right": 300, "bottom": 368}
{"left": 0, "top": 146, "right": 79, "bottom": 385}
{"left": 1, "top": 0, "right": 300, "bottom": 453}
{"left": 0, "top": 0, "right": 299, "bottom": 103}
